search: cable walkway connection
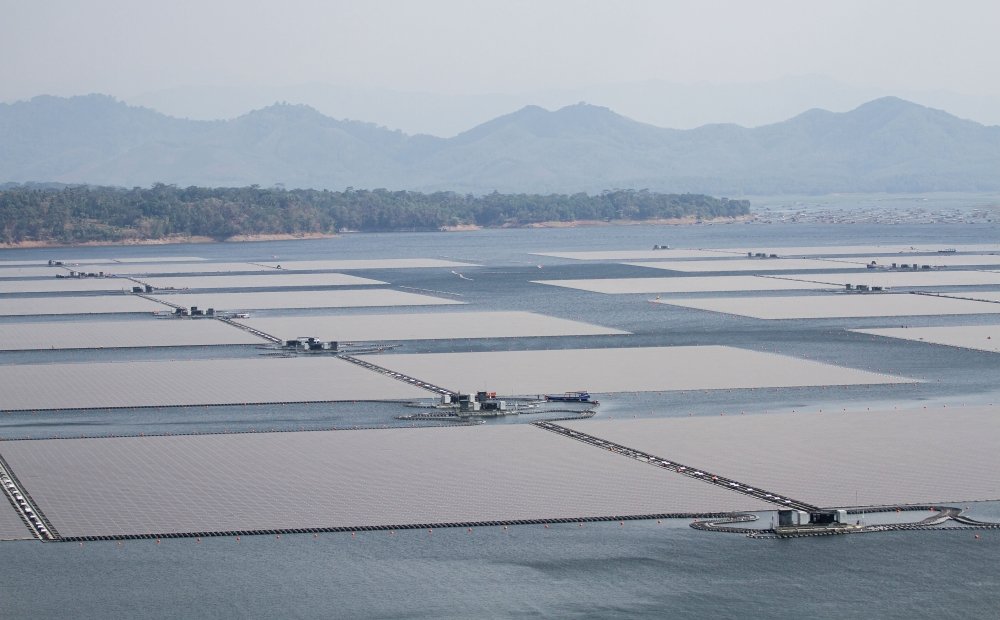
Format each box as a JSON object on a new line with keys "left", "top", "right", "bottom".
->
{"left": 533, "top": 421, "right": 818, "bottom": 512}
{"left": 912, "top": 290, "right": 1000, "bottom": 304}
{"left": 337, "top": 355, "right": 458, "bottom": 398}
{"left": 216, "top": 316, "right": 283, "bottom": 344}
{"left": 132, "top": 291, "right": 183, "bottom": 310}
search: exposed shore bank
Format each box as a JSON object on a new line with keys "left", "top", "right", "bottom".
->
{"left": 0, "top": 217, "right": 750, "bottom": 249}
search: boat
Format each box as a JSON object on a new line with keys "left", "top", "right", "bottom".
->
{"left": 544, "top": 391, "right": 593, "bottom": 403}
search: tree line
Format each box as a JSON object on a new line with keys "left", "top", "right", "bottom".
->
{"left": 0, "top": 184, "right": 750, "bottom": 244}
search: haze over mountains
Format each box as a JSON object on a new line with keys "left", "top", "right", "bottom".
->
{"left": 3, "top": 94, "right": 999, "bottom": 195}
{"left": 125, "top": 76, "right": 1000, "bottom": 137}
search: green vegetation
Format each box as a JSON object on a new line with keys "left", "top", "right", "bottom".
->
{"left": 0, "top": 184, "right": 749, "bottom": 244}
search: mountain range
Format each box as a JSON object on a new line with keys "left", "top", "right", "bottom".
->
{"left": 3, "top": 94, "right": 999, "bottom": 195}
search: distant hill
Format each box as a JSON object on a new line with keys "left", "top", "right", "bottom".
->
{"left": 3, "top": 94, "right": 999, "bottom": 194}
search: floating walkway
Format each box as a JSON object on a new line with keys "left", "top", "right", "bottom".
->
{"left": 0, "top": 455, "right": 58, "bottom": 541}
{"left": 217, "top": 316, "right": 283, "bottom": 344}
{"left": 533, "top": 421, "right": 818, "bottom": 512}
{"left": 338, "top": 354, "right": 458, "bottom": 398}
{"left": 216, "top": 317, "right": 465, "bottom": 401}
{"left": 55, "top": 512, "right": 736, "bottom": 543}
{"left": 131, "top": 290, "right": 181, "bottom": 309}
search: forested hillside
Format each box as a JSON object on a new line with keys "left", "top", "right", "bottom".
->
{"left": 0, "top": 184, "right": 748, "bottom": 244}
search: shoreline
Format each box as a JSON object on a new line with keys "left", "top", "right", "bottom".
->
{"left": 521, "top": 215, "right": 751, "bottom": 228}
{"left": 441, "top": 215, "right": 752, "bottom": 231}
{"left": 0, "top": 216, "right": 751, "bottom": 249}
{"left": 0, "top": 231, "right": 342, "bottom": 250}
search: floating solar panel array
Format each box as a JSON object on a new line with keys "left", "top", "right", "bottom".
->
{"left": 257, "top": 259, "right": 479, "bottom": 270}
{"left": 0, "top": 319, "right": 268, "bottom": 351}
{"left": 533, "top": 276, "right": 838, "bottom": 294}
{"left": 141, "top": 273, "right": 385, "bottom": 290}
{"left": 241, "top": 311, "right": 627, "bottom": 342}
{"left": 652, "top": 294, "right": 1000, "bottom": 319}
{"left": 148, "top": 289, "right": 463, "bottom": 311}
{"left": 0, "top": 425, "right": 771, "bottom": 538}
{"left": 627, "top": 258, "right": 861, "bottom": 272}
{"left": 0, "top": 295, "right": 167, "bottom": 316}
{"left": 0, "top": 357, "right": 430, "bottom": 411}
{"left": 564, "top": 405, "right": 1000, "bottom": 507}
{"left": 853, "top": 326, "right": 1000, "bottom": 354}
{"left": 357, "top": 346, "right": 913, "bottom": 395}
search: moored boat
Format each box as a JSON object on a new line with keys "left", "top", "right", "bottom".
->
{"left": 544, "top": 391, "right": 593, "bottom": 403}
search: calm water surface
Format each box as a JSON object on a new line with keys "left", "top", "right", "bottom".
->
{"left": 2, "top": 220, "right": 1000, "bottom": 617}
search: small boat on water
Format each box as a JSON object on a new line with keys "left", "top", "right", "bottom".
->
{"left": 544, "top": 391, "right": 593, "bottom": 403}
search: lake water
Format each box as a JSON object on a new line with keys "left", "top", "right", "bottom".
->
{"left": 2, "top": 219, "right": 1000, "bottom": 618}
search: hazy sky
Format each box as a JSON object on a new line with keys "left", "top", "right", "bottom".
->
{"left": 3, "top": 0, "right": 1000, "bottom": 132}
